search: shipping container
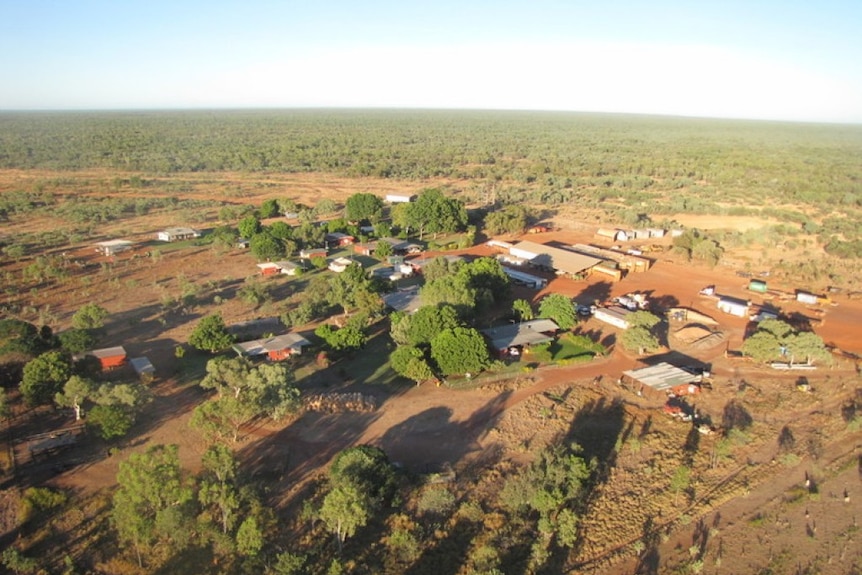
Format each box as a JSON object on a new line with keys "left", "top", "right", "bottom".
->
{"left": 748, "top": 279, "right": 768, "bottom": 293}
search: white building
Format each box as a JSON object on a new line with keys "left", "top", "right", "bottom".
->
{"left": 593, "top": 306, "right": 632, "bottom": 330}
{"left": 717, "top": 297, "right": 749, "bottom": 317}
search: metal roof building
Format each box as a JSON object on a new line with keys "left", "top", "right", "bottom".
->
{"left": 622, "top": 362, "right": 695, "bottom": 392}
{"left": 509, "top": 241, "right": 602, "bottom": 276}
{"left": 481, "top": 319, "right": 560, "bottom": 351}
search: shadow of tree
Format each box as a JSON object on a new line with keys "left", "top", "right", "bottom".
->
{"left": 538, "top": 397, "right": 631, "bottom": 573}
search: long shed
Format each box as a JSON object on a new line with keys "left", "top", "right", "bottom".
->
{"left": 623, "top": 362, "right": 696, "bottom": 392}
{"left": 87, "top": 346, "right": 127, "bottom": 370}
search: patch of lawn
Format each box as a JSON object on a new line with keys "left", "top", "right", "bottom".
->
{"left": 527, "top": 333, "right": 605, "bottom": 365}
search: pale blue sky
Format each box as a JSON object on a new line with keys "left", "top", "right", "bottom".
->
{"left": 1, "top": 0, "right": 861, "bottom": 122}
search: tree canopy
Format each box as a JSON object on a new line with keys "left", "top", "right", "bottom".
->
{"left": 344, "top": 193, "right": 384, "bottom": 223}
{"left": 389, "top": 345, "right": 435, "bottom": 384}
{"left": 320, "top": 445, "right": 397, "bottom": 552}
{"left": 742, "top": 319, "right": 831, "bottom": 365}
{"left": 189, "top": 314, "right": 235, "bottom": 353}
{"left": 402, "top": 189, "right": 467, "bottom": 240}
{"left": 484, "top": 204, "right": 529, "bottom": 236}
{"left": 112, "top": 444, "right": 195, "bottom": 567}
{"left": 20, "top": 350, "right": 72, "bottom": 406}
{"left": 620, "top": 326, "right": 661, "bottom": 355}
{"left": 430, "top": 327, "right": 491, "bottom": 376}
{"left": 71, "top": 303, "right": 109, "bottom": 330}
{"left": 405, "top": 305, "right": 462, "bottom": 347}
{"left": 538, "top": 293, "right": 577, "bottom": 330}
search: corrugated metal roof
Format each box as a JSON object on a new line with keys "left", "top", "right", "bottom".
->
{"left": 509, "top": 241, "right": 602, "bottom": 275}
{"left": 623, "top": 362, "right": 694, "bottom": 391}
{"left": 481, "top": 319, "right": 559, "bottom": 350}
{"left": 129, "top": 356, "right": 154, "bottom": 374}
{"left": 88, "top": 346, "right": 127, "bottom": 359}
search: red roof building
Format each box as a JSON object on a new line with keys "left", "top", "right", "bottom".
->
{"left": 88, "top": 346, "right": 127, "bottom": 370}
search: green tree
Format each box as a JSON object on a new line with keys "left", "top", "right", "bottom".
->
{"left": 404, "top": 189, "right": 467, "bottom": 240}
{"left": 189, "top": 314, "right": 235, "bottom": 353}
{"left": 112, "top": 444, "right": 195, "bottom": 567}
{"left": 459, "top": 257, "right": 511, "bottom": 310}
{"left": 268, "top": 220, "right": 293, "bottom": 240}
{"left": 87, "top": 404, "right": 135, "bottom": 440}
{"left": 430, "top": 327, "right": 490, "bottom": 376}
{"left": 1, "top": 548, "right": 38, "bottom": 575}
{"left": 741, "top": 329, "right": 781, "bottom": 363}
{"left": 57, "top": 328, "right": 97, "bottom": 354}
{"left": 71, "top": 303, "right": 109, "bottom": 330}
{"left": 315, "top": 324, "right": 367, "bottom": 352}
{"left": 627, "top": 310, "right": 661, "bottom": 330}
{"left": 421, "top": 255, "right": 464, "bottom": 282}
{"left": 691, "top": 238, "right": 724, "bottom": 266}
{"left": 389, "top": 346, "right": 435, "bottom": 384}
{"left": 538, "top": 293, "right": 577, "bottom": 330}
{"left": 786, "top": 331, "right": 832, "bottom": 365}
{"left": 269, "top": 552, "right": 306, "bottom": 575}
{"left": 250, "top": 231, "right": 285, "bottom": 261}
{"left": 314, "top": 198, "right": 339, "bottom": 217}
{"left": 54, "top": 375, "right": 95, "bottom": 420}
{"left": 319, "top": 484, "right": 370, "bottom": 554}
{"left": 500, "top": 444, "right": 591, "bottom": 549}
{"left": 0, "top": 389, "right": 8, "bottom": 420}
{"left": 321, "top": 445, "right": 396, "bottom": 553}
{"left": 420, "top": 274, "right": 477, "bottom": 317}
{"left": 236, "top": 516, "right": 264, "bottom": 557}
{"left": 199, "top": 444, "right": 241, "bottom": 535}
{"left": 345, "top": 193, "right": 384, "bottom": 223}
{"left": 238, "top": 215, "right": 262, "bottom": 239}
{"left": 0, "top": 319, "right": 52, "bottom": 357}
{"left": 259, "top": 198, "right": 280, "bottom": 219}
{"left": 513, "top": 299, "right": 534, "bottom": 321}
{"left": 407, "top": 305, "right": 461, "bottom": 346}
{"left": 328, "top": 262, "right": 372, "bottom": 316}
{"left": 20, "top": 350, "right": 72, "bottom": 406}
{"left": 373, "top": 239, "right": 393, "bottom": 260}
{"left": 484, "top": 204, "right": 529, "bottom": 235}
{"left": 620, "top": 326, "right": 660, "bottom": 355}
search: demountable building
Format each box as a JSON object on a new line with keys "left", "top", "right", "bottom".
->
{"left": 95, "top": 240, "right": 133, "bottom": 256}
{"left": 157, "top": 227, "right": 201, "bottom": 242}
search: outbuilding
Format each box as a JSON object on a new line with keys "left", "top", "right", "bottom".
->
{"left": 593, "top": 306, "right": 632, "bottom": 330}
{"left": 385, "top": 194, "right": 416, "bottom": 203}
{"left": 717, "top": 297, "right": 749, "bottom": 317}
{"left": 87, "top": 346, "right": 127, "bottom": 370}
{"left": 129, "top": 356, "right": 155, "bottom": 380}
{"left": 257, "top": 262, "right": 281, "bottom": 276}
{"left": 325, "top": 232, "right": 355, "bottom": 248}
{"left": 328, "top": 257, "right": 355, "bottom": 273}
{"left": 796, "top": 291, "right": 819, "bottom": 305}
{"left": 300, "top": 247, "right": 328, "bottom": 260}
{"left": 157, "top": 227, "right": 201, "bottom": 242}
{"left": 623, "top": 362, "right": 697, "bottom": 393}
{"left": 94, "top": 239, "right": 133, "bottom": 256}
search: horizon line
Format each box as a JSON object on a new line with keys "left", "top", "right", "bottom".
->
{"left": 0, "top": 106, "right": 859, "bottom": 127}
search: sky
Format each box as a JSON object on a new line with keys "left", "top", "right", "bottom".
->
{"left": 1, "top": 0, "right": 861, "bottom": 123}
